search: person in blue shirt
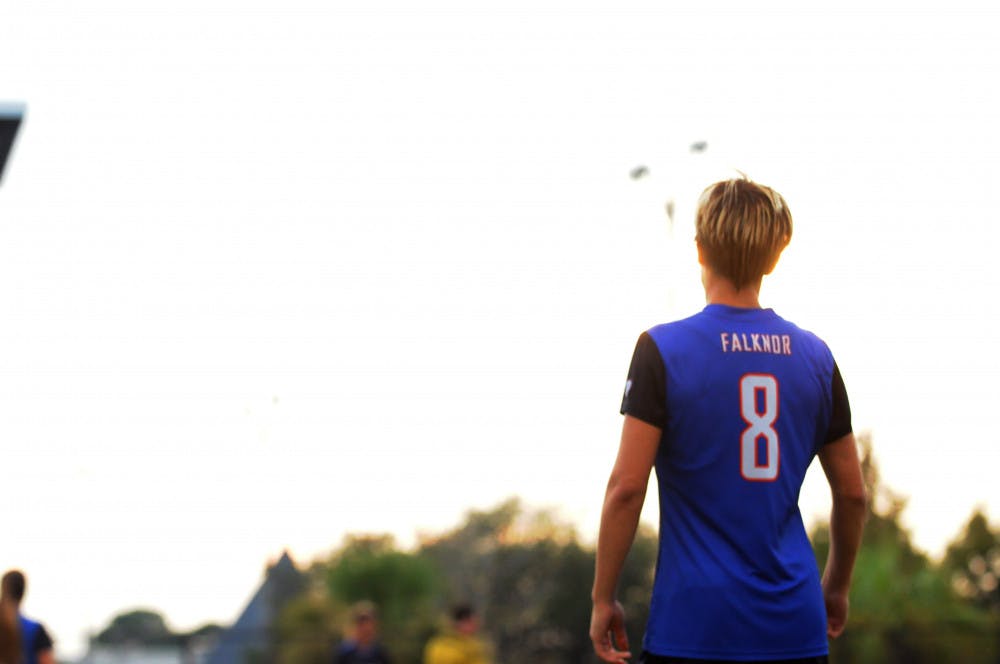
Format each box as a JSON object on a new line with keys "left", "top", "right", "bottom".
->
{"left": 0, "top": 570, "right": 55, "bottom": 664}
{"left": 334, "top": 602, "right": 392, "bottom": 664}
{"left": 590, "top": 177, "right": 867, "bottom": 663}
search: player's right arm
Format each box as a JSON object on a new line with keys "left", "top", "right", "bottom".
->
{"left": 591, "top": 415, "right": 660, "bottom": 663}
{"left": 817, "top": 432, "right": 867, "bottom": 638}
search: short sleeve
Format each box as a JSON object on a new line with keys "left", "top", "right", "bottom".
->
{"left": 824, "top": 361, "right": 853, "bottom": 444}
{"left": 620, "top": 331, "right": 667, "bottom": 429}
{"left": 33, "top": 623, "right": 54, "bottom": 651}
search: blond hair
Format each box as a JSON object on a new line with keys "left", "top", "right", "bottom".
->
{"left": 695, "top": 176, "right": 792, "bottom": 290}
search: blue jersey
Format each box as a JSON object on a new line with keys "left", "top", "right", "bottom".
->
{"left": 621, "top": 304, "right": 851, "bottom": 660}
{"left": 18, "top": 614, "right": 54, "bottom": 664}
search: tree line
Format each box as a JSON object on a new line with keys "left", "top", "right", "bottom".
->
{"left": 96, "top": 434, "right": 1000, "bottom": 663}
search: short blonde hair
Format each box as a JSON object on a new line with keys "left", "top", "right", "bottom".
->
{"left": 695, "top": 176, "right": 792, "bottom": 290}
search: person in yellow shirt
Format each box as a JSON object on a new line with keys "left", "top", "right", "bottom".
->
{"left": 423, "top": 604, "right": 492, "bottom": 664}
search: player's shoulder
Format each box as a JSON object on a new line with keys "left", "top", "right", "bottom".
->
{"left": 769, "top": 312, "right": 840, "bottom": 369}
{"left": 646, "top": 309, "right": 707, "bottom": 338}
{"left": 336, "top": 640, "right": 359, "bottom": 654}
{"left": 641, "top": 321, "right": 686, "bottom": 360}
{"left": 17, "top": 615, "right": 53, "bottom": 651}
{"left": 18, "top": 614, "right": 41, "bottom": 631}
{"left": 774, "top": 312, "right": 833, "bottom": 348}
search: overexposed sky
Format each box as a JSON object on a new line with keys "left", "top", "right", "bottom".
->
{"left": 2, "top": 0, "right": 999, "bottom": 658}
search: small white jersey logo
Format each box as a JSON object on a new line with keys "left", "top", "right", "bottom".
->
{"left": 624, "top": 379, "right": 633, "bottom": 398}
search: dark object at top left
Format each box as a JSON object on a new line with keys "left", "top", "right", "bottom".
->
{"left": 0, "top": 103, "right": 26, "bottom": 186}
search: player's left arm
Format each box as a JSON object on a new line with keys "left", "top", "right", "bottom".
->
{"left": 33, "top": 624, "right": 55, "bottom": 664}
{"left": 817, "top": 360, "right": 865, "bottom": 638}
{"left": 590, "top": 415, "right": 661, "bottom": 663}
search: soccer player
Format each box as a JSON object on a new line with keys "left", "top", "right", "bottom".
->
{"left": 0, "top": 570, "right": 55, "bottom": 664}
{"left": 590, "top": 177, "right": 866, "bottom": 663}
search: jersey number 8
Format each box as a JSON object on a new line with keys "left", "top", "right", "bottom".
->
{"left": 740, "top": 374, "right": 779, "bottom": 481}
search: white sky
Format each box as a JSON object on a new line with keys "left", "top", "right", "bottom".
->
{"left": 1, "top": 0, "right": 999, "bottom": 658}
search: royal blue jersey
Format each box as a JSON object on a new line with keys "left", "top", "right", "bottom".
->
{"left": 621, "top": 304, "right": 851, "bottom": 660}
{"left": 18, "top": 614, "right": 54, "bottom": 664}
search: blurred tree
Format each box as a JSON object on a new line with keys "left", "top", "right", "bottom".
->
{"left": 419, "top": 498, "right": 657, "bottom": 664}
{"left": 276, "top": 538, "right": 440, "bottom": 663}
{"left": 90, "top": 608, "right": 222, "bottom": 659}
{"left": 538, "top": 539, "right": 597, "bottom": 662}
{"left": 274, "top": 579, "right": 340, "bottom": 664}
{"left": 616, "top": 523, "right": 657, "bottom": 654}
{"left": 326, "top": 535, "right": 440, "bottom": 662}
{"left": 811, "top": 434, "right": 996, "bottom": 662}
{"left": 94, "top": 609, "right": 175, "bottom": 646}
{"left": 418, "top": 498, "right": 522, "bottom": 610}
{"left": 945, "top": 509, "right": 1000, "bottom": 613}
{"left": 327, "top": 535, "right": 439, "bottom": 614}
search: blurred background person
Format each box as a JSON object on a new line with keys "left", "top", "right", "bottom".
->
{"left": 0, "top": 578, "right": 17, "bottom": 664}
{"left": 423, "top": 603, "right": 492, "bottom": 664}
{"left": 334, "top": 601, "right": 392, "bottom": 664}
{"left": 0, "top": 571, "right": 54, "bottom": 664}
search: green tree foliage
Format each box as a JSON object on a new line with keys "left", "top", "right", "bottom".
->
{"left": 93, "top": 608, "right": 223, "bottom": 650}
{"left": 94, "top": 609, "right": 175, "bottom": 646}
{"left": 329, "top": 535, "right": 440, "bottom": 662}
{"left": 418, "top": 498, "right": 657, "bottom": 664}
{"left": 417, "top": 498, "right": 523, "bottom": 616}
{"left": 327, "top": 535, "right": 440, "bottom": 623}
{"left": 274, "top": 584, "right": 340, "bottom": 664}
{"left": 277, "top": 499, "right": 655, "bottom": 664}
{"left": 945, "top": 509, "right": 1000, "bottom": 614}
{"left": 811, "top": 434, "right": 997, "bottom": 662}
{"left": 271, "top": 471, "right": 999, "bottom": 664}
{"left": 276, "top": 538, "right": 440, "bottom": 663}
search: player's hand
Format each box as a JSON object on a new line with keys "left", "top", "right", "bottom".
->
{"left": 590, "top": 599, "right": 631, "bottom": 662}
{"left": 823, "top": 585, "right": 850, "bottom": 638}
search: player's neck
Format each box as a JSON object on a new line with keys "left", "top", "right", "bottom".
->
{"left": 703, "top": 273, "right": 762, "bottom": 309}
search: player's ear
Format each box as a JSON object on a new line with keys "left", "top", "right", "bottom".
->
{"left": 696, "top": 241, "right": 707, "bottom": 266}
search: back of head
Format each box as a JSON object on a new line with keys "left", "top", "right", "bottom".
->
{"left": 0, "top": 572, "right": 24, "bottom": 604}
{"left": 0, "top": 570, "right": 23, "bottom": 664}
{"left": 349, "top": 600, "right": 378, "bottom": 645}
{"left": 451, "top": 603, "right": 474, "bottom": 623}
{"left": 695, "top": 176, "right": 792, "bottom": 290}
{"left": 450, "top": 603, "right": 479, "bottom": 637}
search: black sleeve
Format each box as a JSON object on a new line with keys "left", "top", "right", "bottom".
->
{"left": 620, "top": 331, "right": 667, "bottom": 429}
{"left": 824, "top": 361, "right": 853, "bottom": 444}
{"left": 33, "top": 623, "right": 53, "bottom": 652}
